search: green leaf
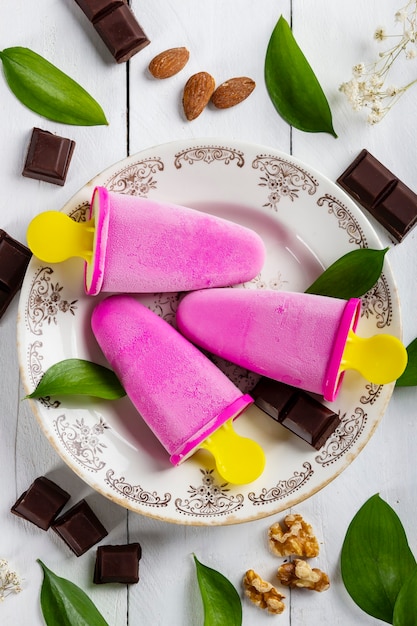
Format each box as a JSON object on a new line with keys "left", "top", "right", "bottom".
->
{"left": 393, "top": 567, "right": 417, "bottom": 626}
{"left": 305, "top": 247, "right": 388, "bottom": 299}
{"left": 26, "top": 358, "right": 125, "bottom": 400}
{"left": 0, "top": 47, "right": 108, "bottom": 125}
{"left": 193, "top": 555, "right": 242, "bottom": 626}
{"left": 341, "top": 494, "right": 417, "bottom": 624}
{"left": 37, "top": 560, "right": 109, "bottom": 626}
{"left": 396, "top": 338, "right": 417, "bottom": 386}
{"left": 265, "top": 15, "right": 337, "bottom": 136}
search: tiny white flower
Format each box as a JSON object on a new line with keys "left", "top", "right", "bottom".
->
{"left": 374, "top": 27, "right": 387, "bottom": 41}
{"left": 353, "top": 62, "right": 365, "bottom": 76}
{"left": 395, "top": 9, "right": 407, "bottom": 22}
{"left": 406, "top": 47, "right": 417, "bottom": 59}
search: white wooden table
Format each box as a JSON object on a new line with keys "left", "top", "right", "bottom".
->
{"left": 1, "top": 1, "right": 417, "bottom": 624}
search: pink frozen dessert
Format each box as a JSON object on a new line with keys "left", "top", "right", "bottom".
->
{"left": 91, "top": 295, "right": 265, "bottom": 484}
{"left": 26, "top": 186, "right": 265, "bottom": 295}
{"left": 176, "top": 289, "right": 407, "bottom": 402}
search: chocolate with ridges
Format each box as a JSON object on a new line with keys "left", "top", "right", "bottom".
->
{"left": 52, "top": 499, "right": 108, "bottom": 556}
{"left": 22, "top": 128, "right": 75, "bottom": 186}
{"left": 11, "top": 476, "right": 70, "bottom": 530}
{"left": 337, "top": 149, "right": 417, "bottom": 241}
{"left": 0, "top": 229, "right": 31, "bottom": 319}
{"left": 251, "top": 377, "right": 340, "bottom": 450}
{"left": 94, "top": 543, "right": 142, "bottom": 584}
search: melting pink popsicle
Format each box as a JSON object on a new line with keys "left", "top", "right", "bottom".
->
{"left": 176, "top": 289, "right": 364, "bottom": 401}
{"left": 27, "top": 186, "right": 266, "bottom": 295}
{"left": 91, "top": 295, "right": 265, "bottom": 484}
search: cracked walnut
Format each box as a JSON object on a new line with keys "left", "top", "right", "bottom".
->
{"left": 243, "top": 569, "right": 286, "bottom": 615}
{"left": 278, "top": 559, "right": 330, "bottom": 592}
{"left": 268, "top": 513, "right": 320, "bottom": 557}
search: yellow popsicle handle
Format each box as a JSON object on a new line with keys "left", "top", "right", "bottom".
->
{"left": 341, "top": 329, "right": 408, "bottom": 384}
{"left": 26, "top": 212, "right": 95, "bottom": 263}
{"left": 200, "top": 419, "right": 265, "bottom": 485}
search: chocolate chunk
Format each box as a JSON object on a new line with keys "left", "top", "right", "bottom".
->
{"left": 94, "top": 543, "right": 142, "bottom": 584}
{"left": 11, "top": 476, "right": 70, "bottom": 530}
{"left": 94, "top": 4, "right": 150, "bottom": 63}
{"left": 52, "top": 499, "right": 108, "bottom": 556}
{"left": 22, "top": 128, "right": 75, "bottom": 186}
{"left": 337, "top": 149, "right": 417, "bottom": 241}
{"left": 252, "top": 378, "right": 340, "bottom": 450}
{"left": 0, "top": 230, "right": 32, "bottom": 319}
{"left": 74, "top": 0, "right": 150, "bottom": 63}
{"left": 74, "top": 0, "right": 124, "bottom": 23}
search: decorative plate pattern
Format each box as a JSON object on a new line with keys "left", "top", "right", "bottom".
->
{"left": 17, "top": 139, "right": 401, "bottom": 526}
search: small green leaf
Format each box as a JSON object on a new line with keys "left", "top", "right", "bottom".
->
{"left": 26, "top": 358, "right": 125, "bottom": 400}
{"left": 37, "top": 560, "right": 109, "bottom": 626}
{"left": 341, "top": 494, "right": 417, "bottom": 624}
{"left": 393, "top": 567, "right": 417, "bottom": 626}
{"left": 305, "top": 247, "right": 388, "bottom": 299}
{"left": 396, "top": 338, "right": 417, "bottom": 386}
{"left": 265, "top": 16, "right": 337, "bottom": 136}
{"left": 0, "top": 47, "right": 108, "bottom": 125}
{"left": 194, "top": 555, "right": 242, "bottom": 626}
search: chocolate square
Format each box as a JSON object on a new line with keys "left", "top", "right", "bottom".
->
{"left": 337, "top": 149, "right": 417, "bottom": 241}
{"left": 253, "top": 377, "right": 340, "bottom": 449}
{"left": 22, "top": 128, "right": 75, "bottom": 186}
{"left": 11, "top": 476, "right": 70, "bottom": 530}
{"left": 94, "top": 543, "right": 142, "bottom": 584}
{"left": 251, "top": 377, "right": 296, "bottom": 421}
{"left": 279, "top": 393, "right": 341, "bottom": 450}
{"left": 74, "top": 0, "right": 125, "bottom": 23}
{"left": 0, "top": 229, "right": 32, "bottom": 318}
{"left": 94, "top": 4, "right": 150, "bottom": 63}
{"left": 52, "top": 499, "right": 108, "bottom": 556}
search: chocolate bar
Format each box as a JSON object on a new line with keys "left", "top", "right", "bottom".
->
{"left": 94, "top": 543, "right": 142, "bottom": 584}
{"left": 22, "top": 128, "right": 75, "bottom": 186}
{"left": 0, "top": 229, "right": 32, "bottom": 319}
{"left": 11, "top": 476, "right": 70, "bottom": 530}
{"left": 52, "top": 499, "right": 108, "bottom": 556}
{"left": 337, "top": 149, "right": 417, "bottom": 241}
{"left": 252, "top": 378, "right": 340, "bottom": 450}
{"left": 74, "top": 0, "right": 150, "bottom": 63}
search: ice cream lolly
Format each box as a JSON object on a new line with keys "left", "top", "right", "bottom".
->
{"left": 27, "top": 186, "right": 266, "bottom": 295}
{"left": 91, "top": 295, "right": 265, "bottom": 484}
{"left": 176, "top": 289, "right": 408, "bottom": 401}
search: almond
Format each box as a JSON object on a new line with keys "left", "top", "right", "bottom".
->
{"left": 182, "top": 71, "right": 216, "bottom": 121}
{"left": 148, "top": 47, "right": 190, "bottom": 79}
{"left": 211, "top": 76, "right": 256, "bottom": 109}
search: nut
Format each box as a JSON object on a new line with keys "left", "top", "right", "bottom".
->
{"left": 243, "top": 569, "right": 285, "bottom": 615}
{"left": 211, "top": 76, "right": 256, "bottom": 109}
{"left": 148, "top": 47, "right": 190, "bottom": 79}
{"left": 268, "top": 514, "right": 320, "bottom": 557}
{"left": 277, "top": 559, "right": 330, "bottom": 592}
{"left": 182, "top": 71, "right": 215, "bottom": 120}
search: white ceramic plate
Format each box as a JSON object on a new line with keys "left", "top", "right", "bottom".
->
{"left": 17, "top": 139, "right": 400, "bottom": 525}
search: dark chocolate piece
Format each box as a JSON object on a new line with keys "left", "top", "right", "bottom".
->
{"left": 94, "top": 543, "right": 142, "bottom": 584}
{"left": 74, "top": 0, "right": 150, "bottom": 63}
{"left": 94, "top": 4, "right": 150, "bottom": 63}
{"left": 252, "top": 378, "right": 340, "bottom": 450}
{"left": 52, "top": 499, "right": 108, "bottom": 556}
{"left": 74, "top": 0, "right": 124, "bottom": 23}
{"left": 0, "top": 230, "right": 32, "bottom": 319}
{"left": 11, "top": 476, "right": 70, "bottom": 530}
{"left": 22, "top": 128, "right": 75, "bottom": 186}
{"left": 337, "top": 149, "right": 417, "bottom": 241}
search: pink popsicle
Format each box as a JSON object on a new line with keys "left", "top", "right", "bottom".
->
{"left": 176, "top": 289, "right": 362, "bottom": 401}
{"left": 91, "top": 295, "right": 265, "bottom": 483}
{"left": 85, "top": 186, "right": 265, "bottom": 294}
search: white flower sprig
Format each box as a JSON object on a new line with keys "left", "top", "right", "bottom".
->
{"left": 340, "top": 0, "right": 417, "bottom": 123}
{"left": 0, "top": 559, "right": 22, "bottom": 601}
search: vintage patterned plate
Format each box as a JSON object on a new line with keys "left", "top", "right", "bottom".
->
{"left": 17, "top": 139, "right": 400, "bottom": 525}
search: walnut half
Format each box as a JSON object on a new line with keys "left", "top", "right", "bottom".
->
{"left": 277, "top": 559, "right": 330, "bottom": 592}
{"left": 243, "top": 569, "right": 286, "bottom": 615}
{"left": 268, "top": 513, "right": 320, "bottom": 558}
